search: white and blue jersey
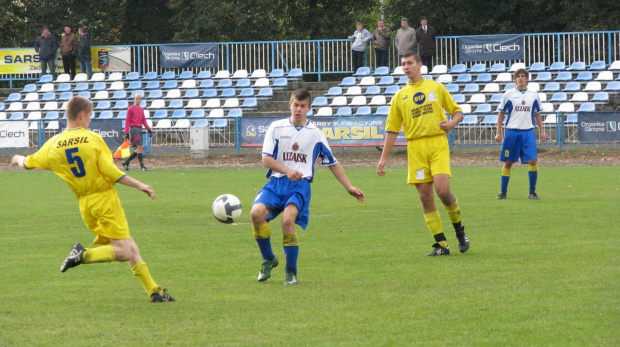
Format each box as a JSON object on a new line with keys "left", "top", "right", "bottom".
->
{"left": 498, "top": 88, "right": 541, "bottom": 130}
{"left": 262, "top": 118, "right": 337, "bottom": 182}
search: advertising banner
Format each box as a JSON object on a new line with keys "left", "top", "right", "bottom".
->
{"left": 240, "top": 116, "right": 407, "bottom": 147}
{"left": 59, "top": 119, "right": 124, "bottom": 151}
{"left": 0, "top": 46, "right": 131, "bottom": 74}
{"left": 0, "top": 121, "right": 29, "bottom": 148}
{"left": 577, "top": 112, "right": 620, "bottom": 142}
{"left": 160, "top": 44, "right": 218, "bottom": 68}
{"left": 459, "top": 34, "right": 524, "bottom": 62}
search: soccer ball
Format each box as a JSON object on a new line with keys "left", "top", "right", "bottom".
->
{"left": 212, "top": 194, "right": 242, "bottom": 224}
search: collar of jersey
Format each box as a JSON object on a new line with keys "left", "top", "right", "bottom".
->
{"left": 289, "top": 118, "right": 308, "bottom": 130}
{"left": 407, "top": 78, "right": 425, "bottom": 86}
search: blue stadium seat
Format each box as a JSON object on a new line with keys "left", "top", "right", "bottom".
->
{"left": 575, "top": 72, "right": 593, "bottom": 81}
{"left": 202, "top": 89, "right": 218, "bottom": 98}
{"left": 325, "top": 86, "right": 343, "bottom": 96}
{"left": 528, "top": 62, "right": 546, "bottom": 72}
{"left": 37, "top": 74, "right": 53, "bottom": 84}
{"left": 377, "top": 76, "right": 395, "bottom": 86}
{"left": 335, "top": 106, "right": 352, "bottom": 116}
{"left": 353, "top": 67, "right": 370, "bottom": 77}
{"left": 460, "top": 115, "right": 479, "bottom": 126}
{"left": 373, "top": 66, "right": 390, "bottom": 76}
{"left": 126, "top": 81, "right": 142, "bottom": 90}
{"left": 397, "top": 76, "right": 409, "bottom": 85}
{"left": 58, "top": 92, "right": 73, "bottom": 101}
{"left": 227, "top": 108, "right": 243, "bottom": 117}
{"left": 479, "top": 114, "right": 498, "bottom": 126}
{"left": 564, "top": 113, "right": 578, "bottom": 124}
{"left": 542, "top": 82, "right": 560, "bottom": 92}
{"left": 73, "top": 83, "right": 89, "bottom": 91}
{"left": 183, "top": 89, "right": 199, "bottom": 98}
{"left": 211, "top": 118, "right": 228, "bottom": 129}
{"left": 591, "top": 92, "right": 609, "bottom": 102}
{"left": 354, "top": 106, "right": 372, "bottom": 117}
{"left": 171, "top": 109, "right": 186, "bottom": 118}
{"left": 196, "top": 70, "right": 212, "bottom": 79}
{"left": 287, "top": 68, "right": 303, "bottom": 79}
{"left": 189, "top": 109, "right": 205, "bottom": 118}
{"left": 162, "top": 80, "right": 178, "bottom": 89}
{"left": 534, "top": 72, "right": 552, "bottom": 82}
{"left": 130, "top": 90, "right": 145, "bottom": 99}
{"left": 97, "top": 110, "right": 113, "bottom": 119}
{"left": 0, "top": 102, "right": 4, "bottom": 111}
{"left": 489, "top": 93, "right": 503, "bottom": 103}
{"left": 144, "top": 81, "right": 160, "bottom": 90}
{"left": 199, "top": 79, "right": 215, "bottom": 89}
{"left": 56, "top": 83, "right": 71, "bottom": 92}
{"left": 241, "top": 98, "right": 258, "bottom": 108}
{"left": 239, "top": 88, "right": 255, "bottom": 97}
{"left": 455, "top": 74, "right": 472, "bottom": 83}
{"left": 363, "top": 86, "right": 381, "bottom": 96}
{"left": 110, "top": 90, "right": 127, "bottom": 100}
{"left": 146, "top": 89, "right": 163, "bottom": 99}
{"left": 22, "top": 84, "right": 37, "bottom": 93}
{"left": 548, "top": 61, "right": 566, "bottom": 71}
{"left": 116, "top": 110, "right": 127, "bottom": 119}
{"left": 152, "top": 110, "right": 168, "bottom": 118}
{"left": 168, "top": 99, "right": 184, "bottom": 108}
{"left": 124, "top": 72, "right": 140, "bottom": 80}
{"left": 179, "top": 71, "right": 194, "bottom": 79}
{"left": 373, "top": 105, "right": 390, "bottom": 116}
{"left": 382, "top": 85, "right": 400, "bottom": 95}
{"left": 94, "top": 101, "right": 111, "bottom": 110}
{"left": 142, "top": 71, "right": 158, "bottom": 80}
{"left": 257, "top": 87, "right": 273, "bottom": 98}
{"left": 577, "top": 102, "right": 595, "bottom": 112}
{"left": 78, "top": 91, "right": 91, "bottom": 99}
{"left": 423, "top": 75, "right": 433, "bottom": 80}
{"left": 563, "top": 82, "right": 581, "bottom": 92}
{"left": 235, "top": 78, "right": 251, "bottom": 88}
{"left": 272, "top": 78, "right": 288, "bottom": 88}
{"left": 160, "top": 71, "right": 176, "bottom": 79}
{"left": 219, "top": 88, "right": 236, "bottom": 98}
{"left": 193, "top": 119, "right": 209, "bottom": 127}
{"left": 568, "top": 62, "right": 586, "bottom": 71}
{"left": 549, "top": 92, "right": 568, "bottom": 102}
{"left": 603, "top": 81, "right": 620, "bottom": 91}
{"left": 112, "top": 100, "right": 128, "bottom": 110}
{"left": 588, "top": 61, "right": 606, "bottom": 71}
{"left": 91, "top": 82, "right": 107, "bottom": 91}
{"left": 452, "top": 94, "right": 466, "bottom": 104}
{"left": 311, "top": 97, "right": 328, "bottom": 107}
{"left": 474, "top": 73, "right": 492, "bottom": 83}
{"left": 44, "top": 111, "right": 59, "bottom": 120}
{"left": 216, "top": 79, "right": 232, "bottom": 88}
{"left": 449, "top": 64, "right": 467, "bottom": 74}
{"left": 339, "top": 77, "right": 356, "bottom": 87}
{"left": 462, "top": 83, "right": 480, "bottom": 93}
{"left": 554, "top": 72, "right": 573, "bottom": 81}
{"left": 268, "top": 69, "right": 285, "bottom": 79}
{"left": 41, "top": 92, "right": 56, "bottom": 101}
{"left": 9, "top": 112, "right": 24, "bottom": 120}
{"left": 469, "top": 64, "right": 486, "bottom": 73}
{"left": 473, "top": 103, "right": 492, "bottom": 114}
{"left": 503, "top": 83, "right": 516, "bottom": 91}
{"left": 489, "top": 63, "right": 506, "bottom": 72}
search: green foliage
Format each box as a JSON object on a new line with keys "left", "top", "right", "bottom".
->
{"left": 0, "top": 166, "right": 618, "bottom": 345}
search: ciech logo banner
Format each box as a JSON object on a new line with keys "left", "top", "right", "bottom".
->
{"left": 0, "top": 121, "right": 29, "bottom": 148}
{"left": 59, "top": 119, "right": 123, "bottom": 151}
{"left": 159, "top": 44, "right": 218, "bottom": 68}
{"left": 459, "top": 34, "right": 524, "bottom": 62}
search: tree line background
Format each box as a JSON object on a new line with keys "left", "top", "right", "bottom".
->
{"left": 0, "top": 0, "right": 617, "bottom": 47}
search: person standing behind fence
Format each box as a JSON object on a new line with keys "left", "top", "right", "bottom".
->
{"left": 373, "top": 19, "right": 391, "bottom": 68}
{"left": 34, "top": 27, "right": 58, "bottom": 79}
{"left": 60, "top": 26, "right": 78, "bottom": 80}
{"left": 348, "top": 22, "right": 373, "bottom": 73}
{"left": 123, "top": 94, "right": 152, "bottom": 171}
{"left": 395, "top": 17, "right": 416, "bottom": 61}
{"left": 415, "top": 17, "right": 437, "bottom": 71}
{"left": 77, "top": 26, "right": 92, "bottom": 79}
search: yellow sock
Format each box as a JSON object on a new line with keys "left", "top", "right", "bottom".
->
{"left": 424, "top": 210, "right": 447, "bottom": 248}
{"left": 132, "top": 261, "right": 161, "bottom": 297}
{"left": 283, "top": 233, "right": 299, "bottom": 246}
{"left": 443, "top": 199, "right": 462, "bottom": 225}
{"left": 502, "top": 167, "right": 511, "bottom": 177}
{"left": 529, "top": 165, "right": 537, "bottom": 172}
{"left": 252, "top": 223, "right": 271, "bottom": 239}
{"left": 82, "top": 245, "right": 115, "bottom": 264}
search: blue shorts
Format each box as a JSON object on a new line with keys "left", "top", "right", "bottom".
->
{"left": 500, "top": 129, "right": 537, "bottom": 164}
{"left": 253, "top": 176, "right": 312, "bottom": 229}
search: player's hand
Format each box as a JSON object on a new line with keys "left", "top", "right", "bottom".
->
{"left": 377, "top": 159, "right": 387, "bottom": 176}
{"left": 439, "top": 120, "right": 456, "bottom": 132}
{"left": 540, "top": 132, "right": 547, "bottom": 142}
{"left": 124, "top": 133, "right": 129, "bottom": 140}
{"left": 286, "top": 169, "right": 303, "bottom": 182}
{"left": 494, "top": 133, "right": 502, "bottom": 142}
{"left": 148, "top": 130, "right": 152, "bottom": 135}
{"left": 10, "top": 155, "right": 25, "bottom": 167}
{"left": 137, "top": 183, "right": 156, "bottom": 200}
{"left": 347, "top": 186, "right": 365, "bottom": 203}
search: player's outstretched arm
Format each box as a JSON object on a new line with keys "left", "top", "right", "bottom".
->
{"left": 377, "top": 132, "right": 398, "bottom": 176}
{"left": 328, "top": 163, "right": 365, "bottom": 203}
{"left": 118, "top": 175, "right": 156, "bottom": 200}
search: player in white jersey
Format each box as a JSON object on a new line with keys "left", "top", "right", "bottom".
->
{"left": 251, "top": 89, "right": 365, "bottom": 285}
{"left": 495, "top": 68, "right": 547, "bottom": 200}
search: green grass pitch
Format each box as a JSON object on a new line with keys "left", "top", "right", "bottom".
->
{"left": 1, "top": 166, "right": 618, "bottom": 345}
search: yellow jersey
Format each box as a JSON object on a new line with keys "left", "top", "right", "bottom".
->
{"left": 25, "top": 127, "right": 126, "bottom": 199}
{"left": 386, "top": 79, "right": 461, "bottom": 140}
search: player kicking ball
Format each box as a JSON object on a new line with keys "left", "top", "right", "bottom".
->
{"left": 250, "top": 89, "right": 365, "bottom": 285}
{"left": 11, "top": 96, "right": 174, "bottom": 303}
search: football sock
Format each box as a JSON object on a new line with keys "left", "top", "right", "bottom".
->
{"left": 126, "top": 151, "right": 137, "bottom": 163}
{"left": 424, "top": 210, "right": 447, "bottom": 248}
{"left": 528, "top": 165, "right": 538, "bottom": 194}
{"left": 132, "top": 261, "right": 161, "bottom": 296}
{"left": 500, "top": 167, "right": 511, "bottom": 194}
{"left": 138, "top": 153, "right": 144, "bottom": 167}
{"left": 253, "top": 224, "right": 275, "bottom": 261}
{"left": 283, "top": 233, "right": 299, "bottom": 275}
{"left": 443, "top": 199, "right": 462, "bottom": 231}
{"left": 82, "top": 245, "right": 115, "bottom": 264}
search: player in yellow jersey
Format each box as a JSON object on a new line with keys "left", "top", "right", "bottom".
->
{"left": 377, "top": 53, "right": 469, "bottom": 256}
{"left": 11, "top": 96, "right": 174, "bottom": 302}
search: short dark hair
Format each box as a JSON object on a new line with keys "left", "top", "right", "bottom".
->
{"left": 513, "top": 68, "right": 528, "bottom": 80}
{"left": 402, "top": 52, "right": 422, "bottom": 63}
{"left": 66, "top": 96, "right": 92, "bottom": 121}
{"left": 78, "top": 26, "right": 86, "bottom": 33}
{"left": 290, "top": 88, "right": 312, "bottom": 104}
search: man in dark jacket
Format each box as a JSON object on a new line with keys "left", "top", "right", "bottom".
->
{"left": 34, "top": 27, "right": 59, "bottom": 79}
{"left": 77, "top": 27, "right": 92, "bottom": 79}
{"left": 415, "top": 17, "right": 437, "bottom": 71}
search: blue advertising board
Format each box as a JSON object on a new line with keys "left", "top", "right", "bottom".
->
{"left": 459, "top": 35, "right": 524, "bottom": 62}
{"left": 160, "top": 44, "right": 218, "bottom": 68}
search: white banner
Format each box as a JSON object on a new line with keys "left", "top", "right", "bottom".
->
{"left": 0, "top": 121, "right": 29, "bottom": 148}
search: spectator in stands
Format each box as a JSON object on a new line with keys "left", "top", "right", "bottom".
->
{"left": 415, "top": 16, "right": 437, "bottom": 71}
{"left": 377, "top": 52, "right": 469, "bottom": 257}
{"left": 10, "top": 96, "right": 174, "bottom": 303}
{"left": 60, "top": 26, "right": 78, "bottom": 79}
{"left": 251, "top": 88, "right": 365, "bottom": 285}
{"left": 77, "top": 26, "right": 92, "bottom": 79}
{"left": 494, "top": 68, "right": 547, "bottom": 200}
{"left": 395, "top": 17, "right": 416, "bottom": 61}
{"left": 123, "top": 94, "right": 152, "bottom": 171}
{"left": 373, "top": 19, "right": 391, "bottom": 68}
{"left": 34, "top": 27, "right": 58, "bottom": 79}
{"left": 348, "top": 22, "right": 373, "bottom": 73}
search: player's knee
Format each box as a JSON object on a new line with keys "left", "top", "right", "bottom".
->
{"left": 281, "top": 217, "right": 296, "bottom": 231}
{"left": 250, "top": 205, "right": 267, "bottom": 224}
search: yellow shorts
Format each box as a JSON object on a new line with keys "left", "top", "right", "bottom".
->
{"left": 79, "top": 189, "right": 130, "bottom": 245}
{"left": 407, "top": 134, "right": 452, "bottom": 185}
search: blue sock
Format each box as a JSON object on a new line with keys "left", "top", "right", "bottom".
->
{"left": 283, "top": 245, "right": 299, "bottom": 275}
{"left": 255, "top": 237, "right": 274, "bottom": 261}
{"left": 500, "top": 175, "right": 510, "bottom": 194}
{"left": 528, "top": 170, "right": 538, "bottom": 194}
